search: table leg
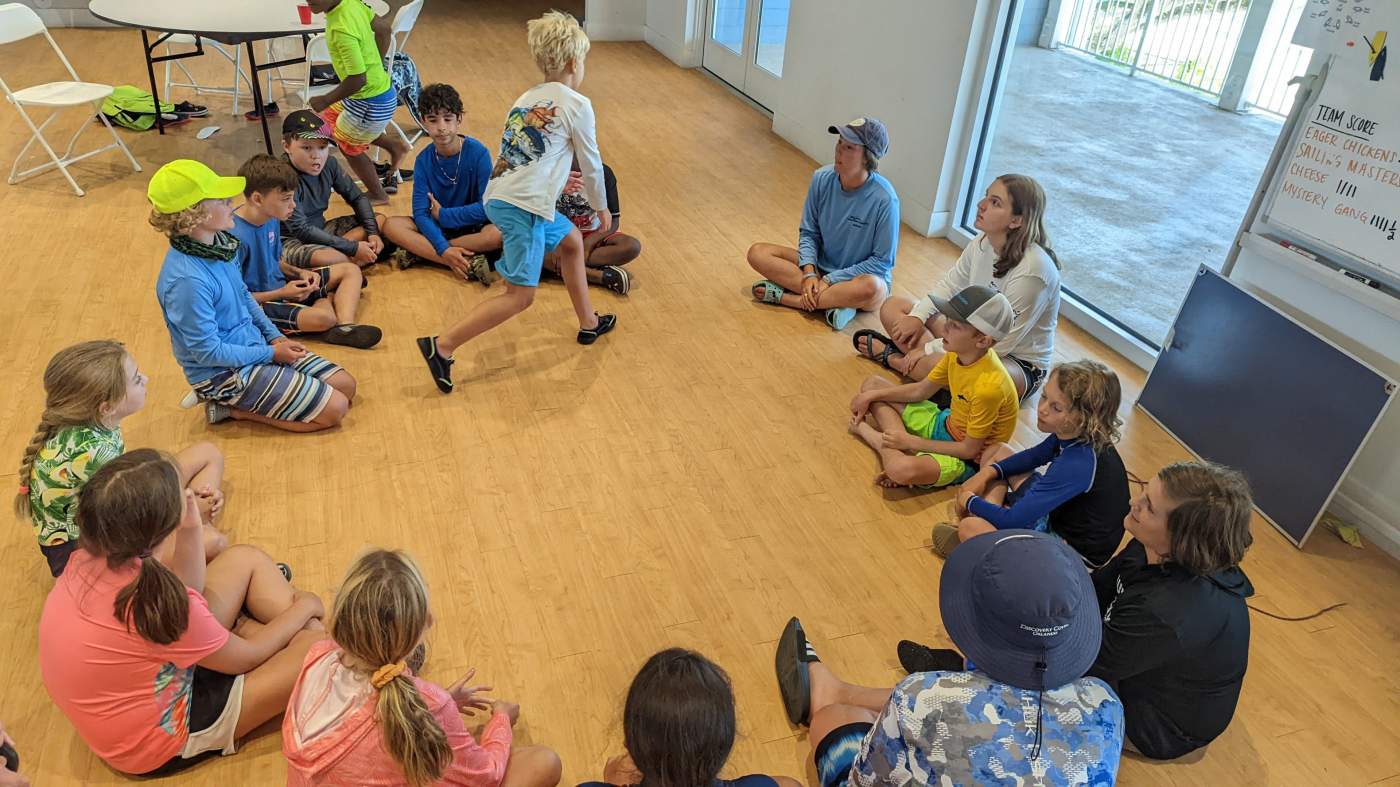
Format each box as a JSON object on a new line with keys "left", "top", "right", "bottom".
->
{"left": 140, "top": 29, "right": 165, "bottom": 136}
{"left": 245, "top": 40, "right": 273, "bottom": 155}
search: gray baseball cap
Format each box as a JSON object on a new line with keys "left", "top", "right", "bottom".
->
{"left": 828, "top": 116, "right": 889, "bottom": 159}
{"left": 932, "top": 285, "right": 1014, "bottom": 341}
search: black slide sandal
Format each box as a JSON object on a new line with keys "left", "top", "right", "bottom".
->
{"left": 852, "top": 329, "right": 898, "bottom": 370}
{"left": 775, "top": 616, "right": 820, "bottom": 726}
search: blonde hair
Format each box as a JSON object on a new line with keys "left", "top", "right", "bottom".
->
{"left": 328, "top": 550, "right": 448, "bottom": 787}
{"left": 527, "top": 10, "right": 590, "bottom": 75}
{"left": 993, "top": 174, "right": 1060, "bottom": 277}
{"left": 148, "top": 202, "right": 211, "bottom": 238}
{"left": 1049, "top": 360, "right": 1122, "bottom": 453}
{"left": 15, "top": 340, "right": 129, "bottom": 519}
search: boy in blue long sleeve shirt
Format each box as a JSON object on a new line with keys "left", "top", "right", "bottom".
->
{"left": 938, "top": 360, "right": 1131, "bottom": 566}
{"left": 382, "top": 84, "right": 503, "bottom": 284}
{"left": 747, "top": 116, "right": 899, "bottom": 330}
{"left": 149, "top": 160, "right": 357, "bottom": 433}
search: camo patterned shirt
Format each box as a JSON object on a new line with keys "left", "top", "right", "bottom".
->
{"left": 26, "top": 424, "right": 123, "bottom": 546}
{"left": 851, "top": 670, "right": 1123, "bottom": 786}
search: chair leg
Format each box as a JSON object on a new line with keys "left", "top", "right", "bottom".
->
{"left": 56, "top": 111, "right": 91, "bottom": 159}
{"left": 8, "top": 106, "right": 84, "bottom": 196}
{"left": 94, "top": 101, "right": 141, "bottom": 173}
{"left": 232, "top": 45, "right": 242, "bottom": 114}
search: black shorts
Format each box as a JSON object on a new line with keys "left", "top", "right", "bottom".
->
{"left": 1009, "top": 355, "right": 1048, "bottom": 402}
{"left": 262, "top": 266, "right": 334, "bottom": 332}
{"left": 41, "top": 541, "right": 78, "bottom": 577}
{"left": 446, "top": 223, "right": 502, "bottom": 263}
{"left": 136, "top": 667, "right": 240, "bottom": 777}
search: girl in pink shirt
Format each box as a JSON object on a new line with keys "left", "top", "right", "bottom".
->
{"left": 282, "top": 549, "right": 561, "bottom": 787}
{"left": 38, "top": 449, "right": 327, "bottom": 776}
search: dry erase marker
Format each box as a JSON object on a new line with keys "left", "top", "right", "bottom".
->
{"left": 1279, "top": 240, "right": 1319, "bottom": 261}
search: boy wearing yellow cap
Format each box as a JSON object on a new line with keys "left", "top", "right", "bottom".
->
{"left": 150, "top": 159, "right": 357, "bottom": 433}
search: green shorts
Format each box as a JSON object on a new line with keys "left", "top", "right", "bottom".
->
{"left": 900, "top": 400, "right": 977, "bottom": 489}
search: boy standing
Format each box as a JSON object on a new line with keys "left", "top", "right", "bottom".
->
{"left": 416, "top": 11, "right": 617, "bottom": 394}
{"left": 381, "top": 83, "right": 503, "bottom": 284}
{"left": 281, "top": 110, "right": 388, "bottom": 270}
{"left": 231, "top": 154, "right": 381, "bottom": 349}
{"left": 150, "top": 160, "right": 355, "bottom": 433}
{"left": 305, "top": 0, "right": 410, "bottom": 202}
{"left": 848, "top": 285, "right": 1018, "bottom": 489}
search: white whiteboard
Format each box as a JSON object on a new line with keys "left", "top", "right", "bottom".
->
{"left": 1265, "top": 65, "right": 1400, "bottom": 283}
{"left": 1293, "top": 1, "right": 1400, "bottom": 54}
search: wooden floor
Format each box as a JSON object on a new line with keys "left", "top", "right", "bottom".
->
{"left": 2, "top": 1, "right": 1398, "bottom": 784}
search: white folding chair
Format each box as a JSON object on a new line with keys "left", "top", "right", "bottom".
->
{"left": 382, "top": 0, "right": 425, "bottom": 151}
{"left": 162, "top": 34, "right": 255, "bottom": 115}
{"left": 299, "top": 33, "right": 336, "bottom": 105}
{"left": 0, "top": 3, "right": 140, "bottom": 196}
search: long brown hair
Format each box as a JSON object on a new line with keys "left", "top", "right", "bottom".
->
{"left": 992, "top": 173, "right": 1059, "bottom": 277}
{"left": 328, "top": 550, "right": 448, "bottom": 787}
{"left": 15, "top": 340, "right": 129, "bottom": 519}
{"left": 77, "top": 449, "right": 190, "bottom": 644}
{"left": 1158, "top": 462, "right": 1254, "bottom": 576}
{"left": 1050, "top": 360, "right": 1122, "bottom": 452}
{"left": 623, "top": 649, "right": 737, "bottom": 787}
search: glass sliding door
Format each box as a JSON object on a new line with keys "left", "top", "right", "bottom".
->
{"left": 958, "top": 0, "right": 1315, "bottom": 352}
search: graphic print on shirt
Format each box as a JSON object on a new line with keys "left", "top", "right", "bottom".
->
{"left": 492, "top": 101, "right": 560, "bottom": 179}
{"left": 153, "top": 661, "right": 196, "bottom": 737}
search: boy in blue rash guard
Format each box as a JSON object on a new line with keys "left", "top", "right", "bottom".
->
{"left": 382, "top": 83, "right": 504, "bottom": 284}
{"left": 935, "top": 359, "right": 1131, "bottom": 566}
{"left": 747, "top": 117, "right": 899, "bottom": 330}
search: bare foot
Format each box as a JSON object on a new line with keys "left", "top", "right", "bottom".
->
{"left": 874, "top": 472, "right": 905, "bottom": 489}
{"left": 853, "top": 420, "right": 884, "bottom": 451}
{"left": 808, "top": 660, "right": 844, "bottom": 718}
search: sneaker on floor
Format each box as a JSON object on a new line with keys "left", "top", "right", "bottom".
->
{"left": 466, "top": 253, "right": 497, "bottom": 286}
{"left": 275, "top": 562, "right": 293, "bottom": 582}
{"left": 173, "top": 100, "right": 208, "bottom": 117}
{"left": 416, "top": 336, "right": 454, "bottom": 393}
{"left": 206, "top": 402, "right": 232, "bottom": 425}
{"left": 243, "top": 101, "right": 280, "bottom": 121}
{"left": 825, "top": 306, "right": 857, "bottom": 330}
{"left": 324, "top": 323, "right": 383, "bottom": 349}
{"left": 380, "top": 172, "right": 399, "bottom": 194}
{"left": 931, "top": 522, "right": 960, "bottom": 558}
{"left": 179, "top": 389, "right": 200, "bottom": 409}
{"left": 391, "top": 248, "right": 420, "bottom": 270}
{"left": 577, "top": 313, "right": 617, "bottom": 345}
{"left": 600, "top": 265, "right": 631, "bottom": 295}
{"left": 896, "top": 640, "right": 965, "bottom": 675}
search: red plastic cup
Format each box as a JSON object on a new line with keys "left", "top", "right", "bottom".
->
{"left": 297, "top": 4, "right": 312, "bottom": 24}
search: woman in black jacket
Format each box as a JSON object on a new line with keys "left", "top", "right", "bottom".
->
{"left": 1088, "top": 461, "right": 1255, "bottom": 760}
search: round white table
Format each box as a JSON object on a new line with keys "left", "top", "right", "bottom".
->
{"left": 89, "top": 0, "right": 326, "bottom": 153}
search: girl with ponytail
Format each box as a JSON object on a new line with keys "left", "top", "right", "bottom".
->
{"left": 17, "top": 340, "right": 228, "bottom": 577}
{"left": 283, "top": 549, "right": 561, "bottom": 787}
{"left": 38, "top": 450, "right": 327, "bottom": 777}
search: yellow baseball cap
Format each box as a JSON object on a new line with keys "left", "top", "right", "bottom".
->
{"left": 147, "top": 159, "right": 245, "bottom": 214}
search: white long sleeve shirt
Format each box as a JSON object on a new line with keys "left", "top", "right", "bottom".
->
{"left": 483, "top": 81, "right": 606, "bottom": 220}
{"left": 911, "top": 233, "right": 1061, "bottom": 370}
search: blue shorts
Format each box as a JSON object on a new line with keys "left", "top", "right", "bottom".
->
{"left": 1004, "top": 474, "right": 1051, "bottom": 532}
{"left": 485, "top": 200, "right": 575, "bottom": 287}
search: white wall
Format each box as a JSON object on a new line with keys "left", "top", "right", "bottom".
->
{"left": 768, "top": 1, "right": 996, "bottom": 236}
{"left": 587, "top": 0, "right": 647, "bottom": 41}
{"left": 644, "top": 0, "right": 701, "bottom": 66}
{"left": 1230, "top": 242, "right": 1400, "bottom": 558}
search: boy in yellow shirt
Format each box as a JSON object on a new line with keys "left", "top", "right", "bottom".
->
{"left": 849, "top": 285, "right": 1018, "bottom": 489}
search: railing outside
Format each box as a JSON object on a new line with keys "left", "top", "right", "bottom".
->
{"left": 1243, "top": 0, "right": 1313, "bottom": 115}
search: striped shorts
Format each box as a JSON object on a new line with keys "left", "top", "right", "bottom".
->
{"left": 193, "top": 353, "right": 343, "bottom": 423}
{"left": 320, "top": 89, "right": 397, "bottom": 157}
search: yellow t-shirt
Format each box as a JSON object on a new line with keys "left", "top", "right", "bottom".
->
{"left": 325, "top": 0, "right": 392, "bottom": 99}
{"left": 926, "top": 349, "right": 1019, "bottom": 443}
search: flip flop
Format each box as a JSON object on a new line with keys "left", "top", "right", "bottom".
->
{"left": 852, "top": 329, "right": 898, "bottom": 370}
{"left": 752, "top": 279, "right": 785, "bottom": 305}
{"left": 775, "top": 616, "right": 820, "bottom": 726}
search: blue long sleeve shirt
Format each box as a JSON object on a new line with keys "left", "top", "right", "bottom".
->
{"left": 797, "top": 166, "right": 899, "bottom": 286}
{"left": 155, "top": 244, "right": 282, "bottom": 385}
{"left": 412, "top": 135, "right": 493, "bottom": 256}
{"left": 967, "top": 435, "right": 1096, "bottom": 530}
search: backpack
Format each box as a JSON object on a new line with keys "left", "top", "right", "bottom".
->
{"left": 390, "top": 52, "right": 423, "bottom": 127}
{"left": 99, "top": 86, "right": 176, "bottom": 131}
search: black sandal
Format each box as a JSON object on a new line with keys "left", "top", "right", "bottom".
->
{"left": 775, "top": 616, "right": 820, "bottom": 726}
{"left": 577, "top": 313, "right": 617, "bottom": 345}
{"left": 853, "top": 329, "right": 899, "bottom": 370}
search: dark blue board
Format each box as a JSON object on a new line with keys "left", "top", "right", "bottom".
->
{"left": 1138, "top": 266, "right": 1395, "bottom": 546}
